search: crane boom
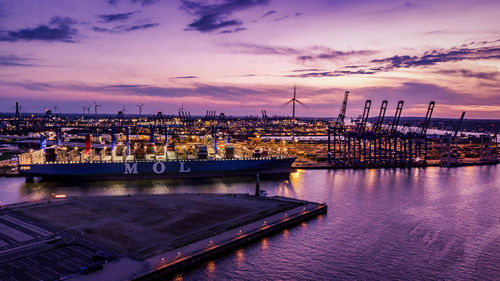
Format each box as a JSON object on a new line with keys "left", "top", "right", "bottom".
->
{"left": 420, "top": 101, "right": 435, "bottom": 136}
{"left": 372, "top": 100, "right": 388, "bottom": 133}
{"left": 335, "top": 91, "right": 349, "bottom": 128}
{"left": 445, "top": 111, "right": 466, "bottom": 164}
{"left": 356, "top": 100, "right": 371, "bottom": 134}
{"left": 390, "top": 101, "right": 404, "bottom": 135}
{"left": 453, "top": 111, "right": 466, "bottom": 138}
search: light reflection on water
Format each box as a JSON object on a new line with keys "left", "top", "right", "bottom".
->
{"left": 260, "top": 238, "right": 269, "bottom": 251}
{"left": 205, "top": 260, "right": 216, "bottom": 281}
{"left": 184, "top": 165, "right": 500, "bottom": 280}
{"left": 0, "top": 175, "right": 287, "bottom": 205}
{"left": 1, "top": 165, "right": 500, "bottom": 280}
{"left": 235, "top": 249, "right": 245, "bottom": 266}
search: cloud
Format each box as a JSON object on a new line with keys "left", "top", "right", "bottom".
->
{"left": 261, "top": 10, "right": 276, "bottom": 18}
{"left": 299, "top": 47, "right": 377, "bottom": 62}
{"left": 286, "top": 69, "right": 376, "bottom": 78}
{"left": 0, "top": 16, "right": 78, "bottom": 42}
{"left": 272, "top": 12, "right": 301, "bottom": 22}
{"left": 287, "top": 71, "right": 340, "bottom": 78}
{"left": 175, "top": 76, "right": 197, "bottom": 79}
{"left": 424, "top": 29, "right": 453, "bottom": 35}
{"left": 228, "top": 39, "right": 499, "bottom": 74}
{"left": 355, "top": 82, "right": 488, "bottom": 107}
{"left": 290, "top": 40, "right": 500, "bottom": 78}
{"left": 125, "top": 23, "right": 159, "bottom": 31}
{"left": 437, "top": 69, "right": 499, "bottom": 80}
{"left": 6, "top": 80, "right": 285, "bottom": 101}
{"left": 371, "top": 44, "right": 500, "bottom": 70}
{"left": 225, "top": 42, "right": 301, "bottom": 55}
{"left": 220, "top": 27, "right": 246, "bottom": 33}
{"left": 106, "top": 84, "right": 149, "bottom": 88}
{"left": 92, "top": 22, "right": 159, "bottom": 33}
{"left": 0, "top": 54, "right": 37, "bottom": 67}
{"left": 290, "top": 44, "right": 500, "bottom": 78}
{"left": 5, "top": 81, "right": 55, "bottom": 91}
{"left": 131, "top": 0, "right": 159, "bottom": 5}
{"left": 228, "top": 40, "right": 500, "bottom": 80}
{"left": 292, "top": 68, "right": 323, "bottom": 72}
{"left": 344, "top": 65, "right": 367, "bottom": 68}
{"left": 273, "top": 14, "right": 289, "bottom": 22}
{"left": 226, "top": 42, "right": 376, "bottom": 63}
{"left": 98, "top": 11, "right": 138, "bottom": 23}
{"left": 365, "top": 1, "right": 420, "bottom": 16}
{"left": 108, "top": 0, "right": 161, "bottom": 6}
{"left": 187, "top": 15, "right": 242, "bottom": 32}
{"left": 181, "top": 0, "right": 269, "bottom": 32}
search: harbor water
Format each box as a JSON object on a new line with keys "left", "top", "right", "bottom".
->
{"left": 1, "top": 165, "right": 499, "bottom": 280}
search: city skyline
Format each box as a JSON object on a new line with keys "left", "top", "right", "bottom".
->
{"left": 1, "top": 0, "right": 499, "bottom": 118}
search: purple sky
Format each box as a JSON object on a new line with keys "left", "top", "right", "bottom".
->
{"left": 0, "top": 0, "right": 499, "bottom": 118}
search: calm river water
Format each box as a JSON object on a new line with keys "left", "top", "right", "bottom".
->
{"left": 1, "top": 165, "right": 499, "bottom": 280}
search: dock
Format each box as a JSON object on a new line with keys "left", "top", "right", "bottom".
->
{"left": 133, "top": 197, "right": 326, "bottom": 280}
{"left": 0, "top": 193, "right": 326, "bottom": 281}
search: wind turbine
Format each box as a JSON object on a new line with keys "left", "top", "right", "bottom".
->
{"left": 283, "top": 85, "right": 306, "bottom": 120}
{"left": 136, "top": 103, "right": 145, "bottom": 115}
{"left": 93, "top": 101, "right": 101, "bottom": 118}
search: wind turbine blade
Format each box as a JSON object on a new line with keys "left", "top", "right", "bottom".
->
{"left": 296, "top": 100, "right": 308, "bottom": 108}
{"left": 281, "top": 100, "right": 293, "bottom": 107}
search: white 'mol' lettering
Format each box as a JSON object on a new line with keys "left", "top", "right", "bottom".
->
{"left": 153, "top": 162, "right": 165, "bottom": 174}
{"left": 124, "top": 163, "right": 138, "bottom": 174}
{"left": 179, "top": 162, "right": 191, "bottom": 173}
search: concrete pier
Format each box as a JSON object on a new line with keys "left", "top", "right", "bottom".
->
{"left": 133, "top": 198, "right": 326, "bottom": 280}
{"left": 0, "top": 193, "right": 326, "bottom": 281}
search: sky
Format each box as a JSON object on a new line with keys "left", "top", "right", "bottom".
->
{"left": 0, "top": 0, "right": 499, "bottom": 118}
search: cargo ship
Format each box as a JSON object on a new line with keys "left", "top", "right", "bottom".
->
{"left": 18, "top": 140, "right": 295, "bottom": 180}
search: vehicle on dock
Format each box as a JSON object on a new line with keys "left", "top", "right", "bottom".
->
{"left": 79, "top": 262, "right": 103, "bottom": 275}
{"left": 92, "top": 251, "right": 114, "bottom": 262}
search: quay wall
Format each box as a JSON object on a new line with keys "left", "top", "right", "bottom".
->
{"left": 133, "top": 203, "right": 327, "bottom": 280}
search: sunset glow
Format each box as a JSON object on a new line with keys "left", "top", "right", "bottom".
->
{"left": 1, "top": 0, "right": 499, "bottom": 118}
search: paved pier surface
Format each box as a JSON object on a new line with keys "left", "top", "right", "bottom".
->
{"left": 0, "top": 193, "right": 325, "bottom": 281}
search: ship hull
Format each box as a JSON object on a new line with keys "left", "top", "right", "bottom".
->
{"left": 19, "top": 157, "right": 296, "bottom": 180}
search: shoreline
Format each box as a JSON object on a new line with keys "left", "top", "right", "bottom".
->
{"left": 293, "top": 160, "right": 499, "bottom": 169}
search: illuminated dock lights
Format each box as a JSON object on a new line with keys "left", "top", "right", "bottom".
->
{"left": 51, "top": 193, "right": 66, "bottom": 199}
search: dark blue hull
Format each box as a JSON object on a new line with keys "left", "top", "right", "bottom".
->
{"left": 19, "top": 157, "right": 296, "bottom": 180}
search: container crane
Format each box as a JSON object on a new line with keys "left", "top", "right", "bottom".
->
{"left": 335, "top": 91, "right": 349, "bottom": 128}
{"left": 441, "top": 111, "right": 465, "bottom": 165}
{"left": 371, "top": 100, "right": 388, "bottom": 134}
{"left": 389, "top": 101, "right": 404, "bottom": 135}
